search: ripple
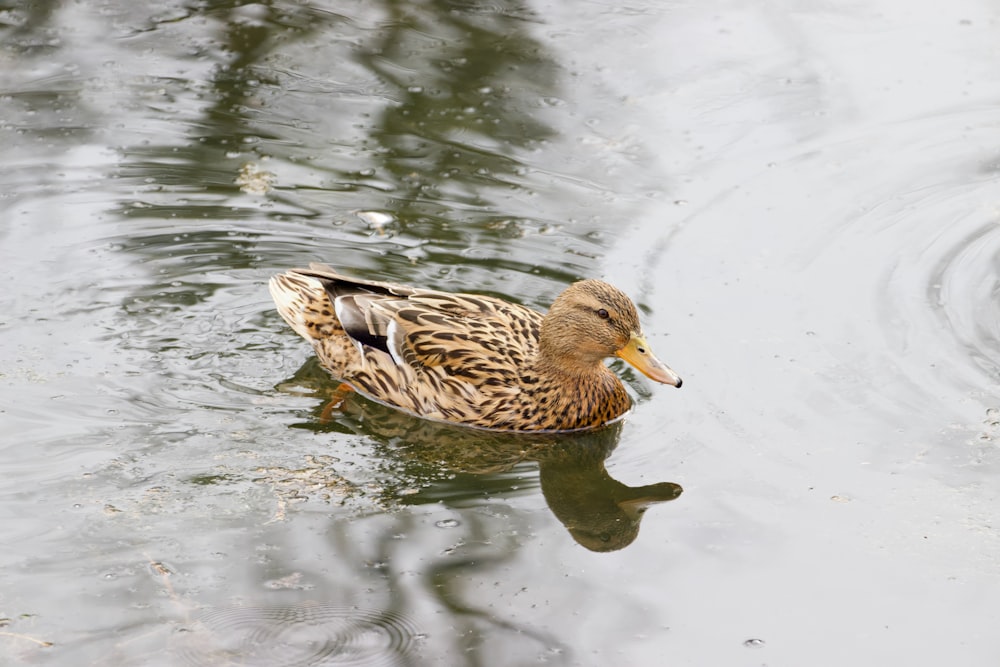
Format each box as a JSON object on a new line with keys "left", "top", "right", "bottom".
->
{"left": 180, "top": 604, "right": 422, "bottom": 667}
{"left": 797, "top": 111, "right": 999, "bottom": 396}
{"left": 801, "top": 113, "right": 1000, "bottom": 428}
{"left": 869, "top": 171, "right": 1000, "bottom": 398}
{"left": 926, "top": 219, "right": 1000, "bottom": 383}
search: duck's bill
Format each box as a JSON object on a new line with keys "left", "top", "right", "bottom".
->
{"left": 615, "top": 333, "right": 683, "bottom": 387}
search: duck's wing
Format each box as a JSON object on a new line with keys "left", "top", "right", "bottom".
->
{"left": 295, "top": 266, "right": 537, "bottom": 381}
{"left": 367, "top": 291, "right": 543, "bottom": 391}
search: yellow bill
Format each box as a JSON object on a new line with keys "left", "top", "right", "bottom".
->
{"left": 615, "top": 333, "right": 682, "bottom": 387}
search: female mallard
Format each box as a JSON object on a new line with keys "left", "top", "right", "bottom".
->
{"left": 269, "top": 264, "right": 681, "bottom": 432}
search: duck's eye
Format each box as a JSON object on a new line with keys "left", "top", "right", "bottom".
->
{"left": 596, "top": 308, "right": 609, "bottom": 319}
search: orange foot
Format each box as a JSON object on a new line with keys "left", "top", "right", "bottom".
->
{"left": 318, "top": 383, "right": 355, "bottom": 422}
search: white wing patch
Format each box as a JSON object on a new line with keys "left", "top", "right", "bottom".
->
{"left": 334, "top": 295, "right": 367, "bottom": 361}
{"left": 385, "top": 318, "right": 406, "bottom": 367}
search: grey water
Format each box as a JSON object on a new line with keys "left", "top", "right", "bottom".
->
{"left": 2, "top": 0, "right": 1000, "bottom": 665}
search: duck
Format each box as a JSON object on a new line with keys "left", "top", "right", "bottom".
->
{"left": 269, "top": 264, "right": 681, "bottom": 432}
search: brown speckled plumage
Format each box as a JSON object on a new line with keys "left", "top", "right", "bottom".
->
{"left": 269, "top": 264, "right": 681, "bottom": 432}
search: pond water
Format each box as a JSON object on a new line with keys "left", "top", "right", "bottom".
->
{"left": 2, "top": 0, "right": 999, "bottom": 665}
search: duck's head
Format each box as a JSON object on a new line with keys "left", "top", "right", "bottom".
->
{"left": 540, "top": 279, "right": 682, "bottom": 387}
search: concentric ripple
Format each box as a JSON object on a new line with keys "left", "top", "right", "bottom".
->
{"left": 926, "top": 217, "right": 1000, "bottom": 384}
{"left": 179, "top": 605, "right": 422, "bottom": 667}
{"left": 870, "top": 166, "right": 1000, "bottom": 398}
{"left": 804, "top": 110, "right": 1000, "bottom": 399}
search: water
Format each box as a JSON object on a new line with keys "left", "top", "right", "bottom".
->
{"left": 2, "top": 0, "right": 999, "bottom": 665}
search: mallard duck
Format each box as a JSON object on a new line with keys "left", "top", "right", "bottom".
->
{"left": 269, "top": 264, "right": 681, "bottom": 431}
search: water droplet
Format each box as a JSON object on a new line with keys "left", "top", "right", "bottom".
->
{"left": 743, "top": 638, "right": 765, "bottom": 648}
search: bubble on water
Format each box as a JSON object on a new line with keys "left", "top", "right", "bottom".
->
{"left": 355, "top": 210, "right": 395, "bottom": 229}
{"left": 435, "top": 519, "right": 460, "bottom": 528}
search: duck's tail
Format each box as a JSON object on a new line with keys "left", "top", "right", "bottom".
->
{"left": 268, "top": 270, "right": 343, "bottom": 341}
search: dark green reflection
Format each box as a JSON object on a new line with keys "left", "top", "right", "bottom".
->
{"left": 281, "top": 359, "right": 683, "bottom": 552}
{"left": 107, "top": 0, "right": 587, "bottom": 286}
{"left": 0, "top": 0, "right": 62, "bottom": 55}
{"left": 111, "top": 1, "right": 341, "bottom": 216}
{"left": 359, "top": 0, "right": 557, "bottom": 212}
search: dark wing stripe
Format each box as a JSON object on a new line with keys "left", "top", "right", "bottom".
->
{"left": 334, "top": 296, "right": 389, "bottom": 354}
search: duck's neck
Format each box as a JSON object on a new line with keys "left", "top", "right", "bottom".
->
{"left": 530, "top": 356, "right": 631, "bottom": 430}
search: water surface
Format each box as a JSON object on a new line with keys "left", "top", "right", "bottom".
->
{"left": 2, "top": 0, "right": 1000, "bottom": 665}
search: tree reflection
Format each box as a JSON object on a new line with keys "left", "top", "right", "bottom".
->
{"left": 357, "top": 0, "right": 558, "bottom": 213}
{"left": 108, "top": 0, "right": 584, "bottom": 283}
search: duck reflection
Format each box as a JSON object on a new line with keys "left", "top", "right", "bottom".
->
{"left": 280, "top": 360, "right": 682, "bottom": 552}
